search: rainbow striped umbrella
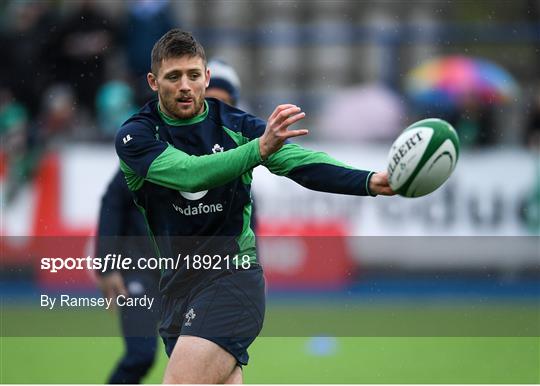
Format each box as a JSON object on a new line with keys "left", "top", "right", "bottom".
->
{"left": 405, "top": 56, "right": 519, "bottom": 108}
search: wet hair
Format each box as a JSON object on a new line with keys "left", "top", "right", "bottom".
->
{"left": 150, "top": 29, "right": 207, "bottom": 75}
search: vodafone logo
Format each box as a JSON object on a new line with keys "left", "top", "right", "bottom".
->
{"left": 175, "top": 190, "right": 225, "bottom": 216}
{"left": 179, "top": 190, "right": 208, "bottom": 200}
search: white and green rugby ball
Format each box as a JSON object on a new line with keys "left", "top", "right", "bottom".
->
{"left": 387, "top": 118, "right": 460, "bottom": 197}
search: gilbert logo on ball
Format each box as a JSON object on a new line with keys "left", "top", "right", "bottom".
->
{"left": 387, "top": 118, "right": 460, "bottom": 197}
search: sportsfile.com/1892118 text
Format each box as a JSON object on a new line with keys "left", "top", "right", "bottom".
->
{"left": 40, "top": 253, "right": 252, "bottom": 273}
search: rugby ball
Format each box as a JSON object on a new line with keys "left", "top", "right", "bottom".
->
{"left": 387, "top": 118, "right": 459, "bottom": 197}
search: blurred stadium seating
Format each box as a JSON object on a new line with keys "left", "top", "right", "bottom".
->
{"left": 1, "top": 0, "right": 539, "bottom": 383}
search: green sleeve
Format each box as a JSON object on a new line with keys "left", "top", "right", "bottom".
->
{"left": 142, "top": 138, "right": 262, "bottom": 192}
{"left": 263, "top": 143, "right": 354, "bottom": 175}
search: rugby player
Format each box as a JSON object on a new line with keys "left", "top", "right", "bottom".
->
{"left": 115, "top": 29, "right": 394, "bottom": 384}
{"left": 97, "top": 58, "right": 245, "bottom": 383}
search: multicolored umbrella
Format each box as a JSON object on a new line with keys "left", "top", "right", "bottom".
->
{"left": 405, "top": 56, "right": 519, "bottom": 108}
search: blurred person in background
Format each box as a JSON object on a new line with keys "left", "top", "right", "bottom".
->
{"left": 0, "top": 88, "right": 33, "bottom": 204}
{"left": 446, "top": 99, "right": 495, "bottom": 148}
{"left": 49, "top": 0, "right": 119, "bottom": 118}
{"left": 94, "top": 57, "right": 246, "bottom": 384}
{"left": 0, "top": 1, "right": 57, "bottom": 118}
{"left": 96, "top": 81, "right": 138, "bottom": 139}
{"left": 0, "top": 81, "right": 77, "bottom": 204}
{"left": 316, "top": 83, "right": 405, "bottom": 143}
{"left": 40, "top": 84, "right": 78, "bottom": 138}
{"left": 122, "top": 0, "right": 174, "bottom": 107}
{"left": 115, "top": 29, "right": 393, "bottom": 384}
{"left": 94, "top": 4, "right": 160, "bottom": 371}
{"left": 95, "top": 166, "right": 161, "bottom": 384}
{"left": 206, "top": 59, "right": 241, "bottom": 107}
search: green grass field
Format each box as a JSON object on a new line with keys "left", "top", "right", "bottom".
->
{"left": 1, "top": 337, "right": 539, "bottom": 383}
{"left": 1, "top": 302, "right": 539, "bottom": 383}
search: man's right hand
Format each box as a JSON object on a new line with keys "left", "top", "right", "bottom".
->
{"left": 259, "top": 104, "right": 308, "bottom": 160}
{"left": 369, "top": 171, "right": 396, "bottom": 196}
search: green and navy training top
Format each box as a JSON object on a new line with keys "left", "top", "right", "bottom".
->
{"left": 115, "top": 97, "right": 375, "bottom": 296}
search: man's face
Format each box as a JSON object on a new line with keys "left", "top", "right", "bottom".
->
{"left": 147, "top": 55, "right": 210, "bottom": 120}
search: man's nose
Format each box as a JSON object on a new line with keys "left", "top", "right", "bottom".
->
{"left": 179, "top": 76, "right": 191, "bottom": 92}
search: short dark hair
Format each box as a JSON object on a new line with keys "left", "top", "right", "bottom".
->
{"left": 150, "top": 29, "right": 207, "bottom": 75}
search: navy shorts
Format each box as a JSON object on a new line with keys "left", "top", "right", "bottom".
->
{"left": 160, "top": 266, "right": 265, "bottom": 366}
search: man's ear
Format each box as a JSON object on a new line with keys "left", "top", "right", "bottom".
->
{"left": 147, "top": 72, "right": 158, "bottom": 92}
{"left": 205, "top": 68, "right": 211, "bottom": 88}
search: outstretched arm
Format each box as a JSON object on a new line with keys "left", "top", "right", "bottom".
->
{"left": 264, "top": 143, "right": 395, "bottom": 196}
{"left": 222, "top": 102, "right": 394, "bottom": 197}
